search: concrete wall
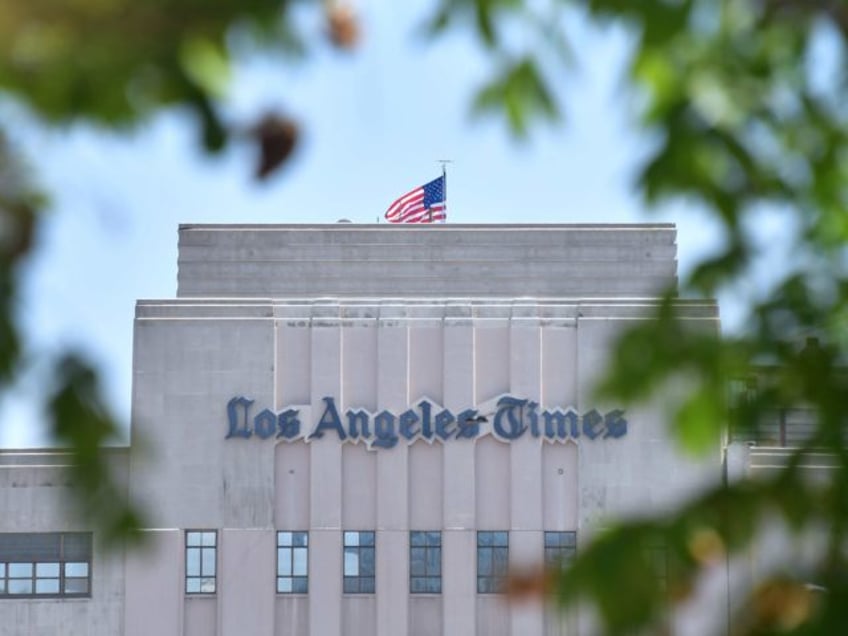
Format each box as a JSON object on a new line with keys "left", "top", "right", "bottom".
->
{"left": 0, "top": 225, "right": 722, "bottom": 635}
{"left": 128, "top": 292, "right": 720, "bottom": 635}
{"left": 0, "top": 451, "right": 128, "bottom": 636}
{"left": 176, "top": 224, "right": 678, "bottom": 298}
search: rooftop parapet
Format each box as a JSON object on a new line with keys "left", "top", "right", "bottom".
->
{"left": 176, "top": 224, "right": 678, "bottom": 299}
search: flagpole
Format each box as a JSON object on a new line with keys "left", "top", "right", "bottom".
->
{"left": 437, "top": 159, "right": 452, "bottom": 223}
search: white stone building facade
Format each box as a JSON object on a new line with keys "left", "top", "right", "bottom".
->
{"left": 0, "top": 224, "right": 723, "bottom": 635}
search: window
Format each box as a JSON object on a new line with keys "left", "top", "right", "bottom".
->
{"left": 544, "top": 531, "right": 577, "bottom": 569}
{"left": 343, "top": 531, "right": 375, "bottom": 594}
{"left": 477, "top": 531, "right": 508, "bottom": 594}
{"left": 277, "top": 532, "right": 308, "bottom": 593}
{"left": 409, "top": 531, "right": 441, "bottom": 594}
{"left": 0, "top": 532, "right": 92, "bottom": 598}
{"left": 185, "top": 531, "right": 217, "bottom": 594}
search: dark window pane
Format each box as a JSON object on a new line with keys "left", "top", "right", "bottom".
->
{"left": 0, "top": 534, "right": 60, "bottom": 562}
{"left": 426, "top": 532, "right": 441, "bottom": 547}
{"left": 478, "top": 532, "right": 492, "bottom": 547}
{"left": 410, "top": 532, "right": 426, "bottom": 547}
{"left": 292, "top": 577, "right": 308, "bottom": 593}
{"left": 360, "top": 532, "right": 375, "bottom": 546}
{"left": 64, "top": 578, "right": 89, "bottom": 595}
{"left": 360, "top": 577, "right": 375, "bottom": 593}
{"left": 493, "top": 532, "right": 508, "bottom": 547}
{"left": 545, "top": 532, "right": 577, "bottom": 567}
{"left": 411, "top": 577, "right": 426, "bottom": 593}
{"left": 294, "top": 532, "right": 308, "bottom": 548}
{"left": 360, "top": 548, "right": 375, "bottom": 576}
{"left": 343, "top": 577, "right": 359, "bottom": 594}
{"left": 493, "top": 547, "right": 509, "bottom": 577}
{"left": 410, "top": 548, "right": 426, "bottom": 577}
{"left": 62, "top": 534, "right": 92, "bottom": 561}
{"left": 426, "top": 577, "right": 441, "bottom": 594}
{"left": 426, "top": 548, "right": 440, "bottom": 576}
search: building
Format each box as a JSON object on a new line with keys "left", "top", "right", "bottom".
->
{"left": 0, "top": 224, "right": 723, "bottom": 635}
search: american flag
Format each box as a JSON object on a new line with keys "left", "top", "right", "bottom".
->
{"left": 384, "top": 176, "right": 446, "bottom": 223}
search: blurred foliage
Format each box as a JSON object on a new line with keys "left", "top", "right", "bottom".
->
{"left": 0, "top": 131, "right": 141, "bottom": 545}
{"left": 1, "top": 0, "right": 848, "bottom": 632}
{"left": 0, "top": 0, "right": 351, "bottom": 546}
{"left": 48, "top": 355, "right": 145, "bottom": 545}
{"left": 426, "top": 0, "right": 848, "bottom": 633}
{"left": 0, "top": 0, "right": 301, "bottom": 151}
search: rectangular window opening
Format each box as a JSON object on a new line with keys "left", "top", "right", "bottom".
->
{"left": 544, "top": 531, "right": 577, "bottom": 570}
{"left": 477, "top": 531, "right": 509, "bottom": 594}
{"left": 0, "top": 532, "right": 93, "bottom": 599}
{"left": 343, "top": 531, "right": 375, "bottom": 594}
{"left": 185, "top": 530, "right": 217, "bottom": 595}
{"left": 410, "top": 531, "right": 441, "bottom": 594}
{"left": 277, "top": 531, "right": 308, "bottom": 594}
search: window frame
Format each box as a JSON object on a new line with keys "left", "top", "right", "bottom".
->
{"left": 0, "top": 532, "right": 93, "bottom": 600}
{"left": 409, "top": 531, "right": 442, "bottom": 594}
{"left": 276, "top": 531, "right": 308, "bottom": 594}
{"left": 185, "top": 530, "right": 217, "bottom": 595}
{"left": 543, "top": 531, "right": 577, "bottom": 570}
{"left": 342, "top": 531, "right": 375, "bottom": 594}
{"left": 476, "top": 531, "right": 509, "bottom": 594}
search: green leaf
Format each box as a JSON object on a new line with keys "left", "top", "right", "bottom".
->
{"left": 472, "top": 57, "right": 559, "bottom": 136}
{"left": 179, "top": 36, "right": 231, "bottom": 99}
{"left": 673, "top": 385, "right": 724, "bottom": 455}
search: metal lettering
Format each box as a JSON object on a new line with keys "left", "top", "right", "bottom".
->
{"left": 225, "top": 394, "right": 628, "bottom": 448}
{"left": 399, "top": 409, "right": 419, "bottom": 440}
{"left": 310, "top": 397, "right": 347, "bottom": 440}
{"left": 277, "top": 409, "right": 301, "bottom": 439}
{"left": 373, "top": 411, "right": 399, "bottom": 449}
{"left": 434, "top": 409, "right": 455, "bottom": 440}
{"left": 493, "top": 396, "right": 528, "bottom": 440}
{"left": 253, "top": 409, "right": 277, "bottom": 440}
{"left": 583, "top": 409, "right": 604, "bottom": 440}
{"left": 226, "top": 396, "right": 254, "bottom": 439}
{"left": 604, "top": 409, "right": 627, "bottom": 438}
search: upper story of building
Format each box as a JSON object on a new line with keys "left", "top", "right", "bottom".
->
{"left": 175, "top": 223, "right": 679, "bottom": 299}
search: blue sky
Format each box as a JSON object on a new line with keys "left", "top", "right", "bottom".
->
{"left": 1, "top": 1, "right": 732, "bottom": 447}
